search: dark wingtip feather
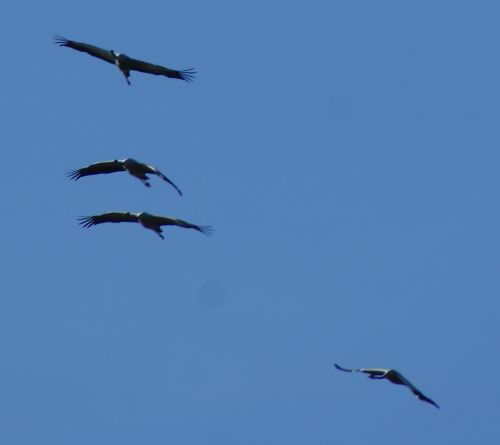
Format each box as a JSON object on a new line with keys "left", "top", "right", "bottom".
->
{"left": 333, "top": 363, "right": 352, "bottom": 372}
{"left": 418, "top": 394, "right": 440, "bottom": 409}
{"left": 67, "top": 170, "right": 81, "bottom": 181}
{"left": 179, "top": 68, "right": 196, "bottom": 82}
{"left": 158, "top": 174, "right": 183, "bottom": 196}
{"left": 197, "top": 225, "right": 214, "bottom": 237}
{"left": 170, "top": 182, "right": 183, "bottom": 196}
{"left": 77, "top": 216, "right": 95, "bottom": 228}
{"left": 54, "top": 35, "right": 70, "bottom": 46}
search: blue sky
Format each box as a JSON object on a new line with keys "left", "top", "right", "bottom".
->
{"left": 1, "top": 1, "right": 499, "bottom": 443}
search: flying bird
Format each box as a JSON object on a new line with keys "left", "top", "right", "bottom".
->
{"left": 68, "top": 158, "right": 182, "bottom": 195}
{"left": 334, "top": 363, "right": 439, "bottom": 409}
{"left": 54, "top": 35, "right": 195, "bottom": 85}
{"left": 78, "top": 212, "right": 213, "bottom": 240}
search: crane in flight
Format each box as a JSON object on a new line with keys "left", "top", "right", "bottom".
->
{"left": 334, "top": 363, "right": 439, "bottom": 409}
{"left": 78, "top": 212, "right": 213, "bottom": 240}
{"left": 68, "top": 158, "right": 183, "bottom": 195}
{"left": 54, "top": 35, "right": 195, "bottom": 85}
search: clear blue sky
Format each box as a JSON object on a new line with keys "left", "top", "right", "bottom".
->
{"left": 1, "top": 1, "right": 499, "bottom": 443}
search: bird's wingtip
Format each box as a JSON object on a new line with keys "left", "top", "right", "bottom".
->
{"left": 66, "top": 170, "right": 80, "bottom": 180}
{"left": 180, "top": 68, "right": 196, "bottom": 82}
{"left": 53, "top": 34, "right": 69, "bottom": 45}
{"left": 430, "top": 399, "right": 440, "bottom": 409}
{"left": 77, "top": 216, "right": 93, "bottom": 228}
{"left": 199, "top": 225, "right": 214, "bottom": 237}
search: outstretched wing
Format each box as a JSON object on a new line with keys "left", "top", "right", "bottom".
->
{"left": 397, "top": 374, "right": 440, "bottom": 409}
{"left": 78, "top": 212, "right": 138, "bottom": 228}
{"left": 145, "top": 164, "right": 183, "bottom": 195}
{"left": 334, "top": 363, "right": 387, "bottom": 376}
{"left": 155, "top": 216, "right": 213, "bottom": 236}
{"left": 54, "top": 35, "right": 115, "bottom": 64}
{"left": 67, "top": 160, "right": 125, "bottom": 181}
{"left": 126, "top": 57, "right": 195, "bottom": 82}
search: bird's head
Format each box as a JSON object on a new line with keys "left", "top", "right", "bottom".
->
{"left": 110, "top": 50, "right": 119, "bottom": 60}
